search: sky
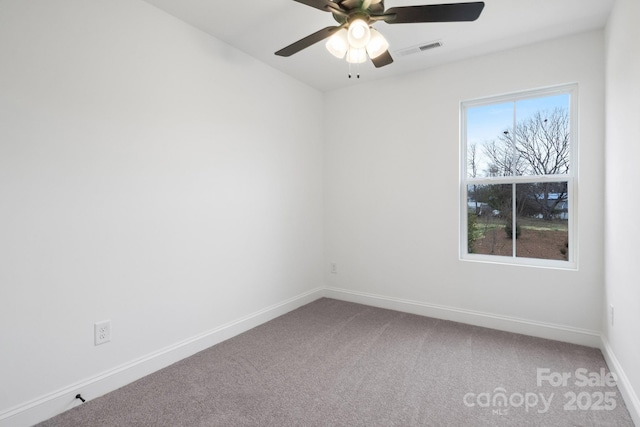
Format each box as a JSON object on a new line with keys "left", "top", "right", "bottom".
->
{"left": 465, "top": 93, "right": 569, "bottom": 177}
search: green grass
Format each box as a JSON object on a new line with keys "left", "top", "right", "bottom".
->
{"left": 472, "top": 216, "right": 567, "bottom": 241}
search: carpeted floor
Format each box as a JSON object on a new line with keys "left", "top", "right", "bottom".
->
{"left": 38, "top": 298, "right": 634, "bottom": 426}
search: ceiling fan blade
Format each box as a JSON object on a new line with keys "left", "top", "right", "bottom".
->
{"left": 383, "top": 2, "right": 484, "bottom": 24}
{"left": 275, "top": 26, "right": 342, "bottom": 57}
{"left": 371, "top": 50, "right": 393, "bottom": 68}
{"left": 294, "top": 0, "right": 344, "bottom": 13}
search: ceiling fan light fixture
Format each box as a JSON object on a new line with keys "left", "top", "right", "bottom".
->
{"left": 347, "top": 19, "right": 371, "bottom": 49}
{"left": 346, "top": 47, "right": 367, "bottom": 64}
{"left": 365, "top": 29, "right": 389, "bottom": 59}
{"left": 326, "top": 28, "right": 349, "bottom": 59}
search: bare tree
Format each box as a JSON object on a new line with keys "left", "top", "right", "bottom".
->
{"left": 483, "top": 107, "right": 570, "bottom": 220}
{"left": 468, "top": 142, "right": 478, "bottom": 178}
{"left": 483, "top": 107, "right": 569, "bottom": 176}
{"left": 468, "top": 142, "right": 480, "bottom": 214}
{"left": 510, "top": 108, "right": 570, "bottom": 176}
{"left": 482, "top": 138, "right": 521, "bottom": 177}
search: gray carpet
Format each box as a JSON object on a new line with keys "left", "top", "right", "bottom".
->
{"left": 38, "top": 298, "right": 634, "bottom": 426}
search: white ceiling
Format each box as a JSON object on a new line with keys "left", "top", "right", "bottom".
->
{"left": 142, "top": 0, "right": 613, "bottom": 92}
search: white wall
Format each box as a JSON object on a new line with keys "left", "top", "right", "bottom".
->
{"left": 604, "top": 0, "right": 640, "bottom": 422}
{"left": 5, "top": 0, "right": 637, "bottom": 423}
{"left": 0, "top": 0, "right": 323, "bottom": 421}
{"left": 324, "top": 31, "right": 605, "bottom": 336}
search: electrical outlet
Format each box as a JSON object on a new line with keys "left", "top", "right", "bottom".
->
{"left": 94, "top": 320, "right": 111, "bottom": 345}
{"left": 330, "top": 262, "right": 337, "bottom": 274}
{"left": 610, "top": 305, "right": 614, "bottom": 327}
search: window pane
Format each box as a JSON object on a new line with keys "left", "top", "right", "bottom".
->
{"left": 513, "top": 94, "right": 570, "bottom": 176}
{"left": 467, "top": 184, "right": 512, "bottom": 256}
{"left": 515, "top": 182, "right": 569, "bottom": 260}
{"left": 461, "top": 85, "right": 575, "bottom": 267}
{"left": 466, "top": 102, "right": 514, "bottom": 178}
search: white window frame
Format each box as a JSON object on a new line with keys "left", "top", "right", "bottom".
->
{"left": 460, "top": 84, "right": 578, "bottom": 270}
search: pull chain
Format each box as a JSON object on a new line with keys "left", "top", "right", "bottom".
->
{"left": 347, "top": 62, "right": 361, "bottom": 79}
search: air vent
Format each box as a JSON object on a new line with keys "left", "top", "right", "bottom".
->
{"left": 395, "top": 40, "right": 443, "bottom": 57}
{"left": 419, "top": 41, "right": 443, "bottom": 51}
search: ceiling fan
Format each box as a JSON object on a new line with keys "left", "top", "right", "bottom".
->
{"left": 275, "top": 0, "right": 485, "bottom": 69}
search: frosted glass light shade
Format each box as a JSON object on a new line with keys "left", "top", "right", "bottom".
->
{"left": 325, "top": 28, "right": 349, "bottom": 59}
{"left": 365, "top": 29, "right": 389, "bottom": 59}
{"left": 347, "top": 19, "right": 371, "bottom": 49}
{"left": 346, "top": 47, "right": 367, "bottom": 64}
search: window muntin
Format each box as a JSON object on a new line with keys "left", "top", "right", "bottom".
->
{"left": 461, "top": 85, "right": 576, "bottom": 269}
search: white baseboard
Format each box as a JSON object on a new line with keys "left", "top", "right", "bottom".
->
{"left": 324, "top": 288, "right": 639, "bottom": 425}
{"left": 323, "top": 287, "right": 602, "bottom": 347}
{"left": 600, "top": 336, "right": 640, "bottom": 426}
{"left": 0, "top": 287, "right": 325, "bottom": 427}
{"left": 5, "top": 287, "right": 633, "bottom": 427}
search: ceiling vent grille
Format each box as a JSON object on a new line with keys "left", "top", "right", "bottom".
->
{"left": 395, "top": 40, "right": 443, "bottom": 57}
{"left": 419, "top": 41, "right": 443, "bottom": 51}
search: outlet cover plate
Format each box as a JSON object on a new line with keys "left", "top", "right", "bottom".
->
{"left": 94, "top": 320, "right": 111, "bottom": 345}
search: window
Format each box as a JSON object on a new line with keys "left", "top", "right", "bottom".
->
{"left": 460, "top": 84, "right": 577, "bottom": 268}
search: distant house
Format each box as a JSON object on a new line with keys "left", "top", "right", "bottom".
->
{"left": 534, "top": 192, "right": 568, "bottom": 220}
{"left": 467, "top": 200, "right": 491, "bottom": 215}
